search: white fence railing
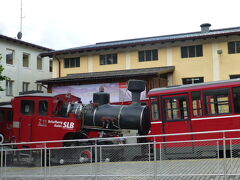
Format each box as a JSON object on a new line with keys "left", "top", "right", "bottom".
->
{"left": 1, "top": 129, "right": 240, "bottom": 180}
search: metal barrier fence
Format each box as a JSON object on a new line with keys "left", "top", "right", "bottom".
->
{"left": 1, "top": 129, "right": 240, "bottom": 180}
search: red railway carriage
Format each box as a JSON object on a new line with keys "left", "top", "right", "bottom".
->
{"left": 148, "top": 79, "right": 240, "bottom": 157}
{"left": 11, "top": 93, "right": 81, "bottom": 148}
{"left": 0, "top": 105, "right": 13, "bottom": 144}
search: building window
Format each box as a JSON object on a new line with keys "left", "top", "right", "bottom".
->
{"left": 228, "top": 41, "right": 240, "bottom": 54}
{"left": 6, "top": 80, "right": 13, "bottom": 96}
{"left": 181, "top": 45, "right": 203, "bottom": 58}
{"left": 230, "top": 74, "right": 240, "bottom": 79}
{"left": 23, "top": 53, "right": 30, "bottom": 68}
{"left": 37, "top": 56, "right": 43, "bottom": 70}
{"left": 23, "top": 82, "right": 30, "bottom": 92}
{"left": 64, "top": 57, "right": 80, "bottom": 68}
{"left": 37, "top": 83, "right": 42, "bottom": 91}
{"left": 182, "top": 77, "right": 204, "bottom": 85}
{"left": 49, "top": 58, "right": 53, "bottom": 72}
{"left": 100, "top": 54, "right": 117, "bottom": 65}
{"left": 138, "top": 49, "right": 158, "bottom": 62}
{"left": 6, "top": 49, "right": 14, "bottom": 65}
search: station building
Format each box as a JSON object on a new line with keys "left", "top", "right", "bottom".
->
{"left": 38, "top": 23, "right": 240, "bottom": 103}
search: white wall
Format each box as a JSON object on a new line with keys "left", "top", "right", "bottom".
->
{"left": 0, "top": 40, "right": 52, "bottom": 102}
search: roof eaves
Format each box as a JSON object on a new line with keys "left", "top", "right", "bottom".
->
{"left": 39, "top": 27, "right": 240, "bottom": 57}
{"left": 0, "top": 34, "right": 53, "bottom": 51}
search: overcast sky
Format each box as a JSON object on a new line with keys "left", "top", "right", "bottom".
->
{"left": 0, "top": 0, "right": 239, "bottom": 50}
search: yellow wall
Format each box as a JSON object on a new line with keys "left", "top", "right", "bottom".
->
{"left": 172, "top": 43, "right": 213, "bottom": 85}
{"left": 59, "top": 56, "right": 88, "bottom": 77}
{"left": 57, "top": 37, "right": 240, "bottom": 85}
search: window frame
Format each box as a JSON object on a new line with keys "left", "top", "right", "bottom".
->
{"left": 181, "top": 45, "right": 203, "bottom": 58}
{"left": 21, "top": 100, "right": 35, "bottom": 115}
{"left": 6, "top": 80, "right": 14, "bottom": 96}
{"left": 49, "top": 58, "right": 53, "bottom": 72}
{"left": 100, "top": 53, "right": 117, "bottom": 65}
{"left": 39, "top": 100, "right": 48, "bottom": 116}
{"left": 23, "top": 53, "right": 30, "bottom": 68}
{"left": 6, "top": 49, "right": 14, "bottom": 65}
{"left": 150, "top": 96, "right": 160, "bottom": 121}
{"left": 22, "top": 82, "right": 30, "bottom": 92}
{"left": 204, "top": 88, "right": 232, "bottom": 116}
{"left": 162, "top": 94, "right": 189, "bottom": 122}
{"left": 138, "top": 49, "right": 158, "bottom": 62}
{"left": 64, "top": 57, "right": 80, "bottom": 68}
{"left": 228, "top": 41, "right": 240, "bottom": 54}
{"left": 37, "top": 56, "right": 43, "bottom": 70}
{"left": 182, "top": 77, "right": 204, "bottom": 85}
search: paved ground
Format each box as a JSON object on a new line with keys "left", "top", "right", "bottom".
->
{"left": 1, "top": 158, "right": 240, "bottom": 180}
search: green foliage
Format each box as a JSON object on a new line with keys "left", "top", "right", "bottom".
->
{"left": 0, "top": 54, "right": 10, "bottom": 91}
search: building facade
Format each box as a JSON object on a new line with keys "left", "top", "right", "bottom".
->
{"left": 0, "top": 34, "right": 53, "bottom": 102}
{"left": 39, "top": 24, "right": 240, "bottom": 102}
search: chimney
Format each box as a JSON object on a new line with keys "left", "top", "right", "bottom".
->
{"left": 200, "top": 23, "right": 211, "bottom": 33}
{"left": 127, "top": 80, "right": 146, "bottom": 104}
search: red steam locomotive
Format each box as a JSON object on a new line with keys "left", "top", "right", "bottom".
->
{"left": 0, "top": 80, "right": 150, "bottom": 149}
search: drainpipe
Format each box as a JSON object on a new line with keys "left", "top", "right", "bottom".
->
{"left": 55, "top": 56, "right": 61, "bottom": 78}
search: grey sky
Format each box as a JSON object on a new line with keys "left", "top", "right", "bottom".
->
{"left": 0, "top": 0, "right": 239, "bottom": 50}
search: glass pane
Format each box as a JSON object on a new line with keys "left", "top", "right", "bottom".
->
{"left": 236, "top": 41, "right": 240, "bottom": 53}
{"left": 228, "top": 42, "right": 235, "bottom": 54}
{"left": 37, "top": 57, "right": 43, "bottom": 70}
{"left": 70, "top": 59, "right": 75, "bottom": 67}
{"left": 7, "top": 111, "right": 13, "bottom": 121}
{"left": 150, "top": 97, "right": 159, "bottom": 121}
{"left": 6, "top": 49, "right": 14, "bottom": 65}
{"left": 100, "top": 55, "right": 105, "bottom": 65}
{"left": 152, "top": 49, "right": 158, "bottom": 60}
{"left": 233, "top": 87, "right": 240, "bottom": 113}
{"left": 23, "top": 53, "right": 29, "bottom": 67}
{"left": 196, "top": 45, "right": 203, "bottom": 57}
{"left": 64, "top": 59, "right": 69, "bottom": 68}
{"left": 112, "top": 54, "right": 117, "bottom": 64}
{"left": 21, "top": 100, "right": 35, "bottom": 115}
{"left": 39, "top": 101, "right": 48, "bottom": 116}
{"left": 138, "top": 51, "right": 145, "bottom": 62}
{"left": 0, "top": 111, "right": 4, "bottom": 122}
{"left": 146, "top": 50, "right": 151, "bottom": 61}
{"left": 76, "top": 58, "right": 80, "bottom": 67}
{"left": 181, "top": 47, "right": 188, "bottom": 58}
{"left": 189, "top": 46, "right": 195, "bottom": 57}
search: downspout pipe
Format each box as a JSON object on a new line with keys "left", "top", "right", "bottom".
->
{"left": 54, "top": 56, "right": 61, "bottom": 78}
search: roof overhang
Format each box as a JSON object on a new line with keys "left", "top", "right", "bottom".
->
{"left": 40, "top": 26, "right": 240, "bottom": 57}
{"left": 37, "top": 66, "right": 175, "bottom": 85}
{"left": 0, "top": 34, "right": 53, "bottom": 51}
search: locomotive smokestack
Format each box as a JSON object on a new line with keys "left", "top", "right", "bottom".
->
{"left": 127, "top": 80, "right": 146, "bottom": 103}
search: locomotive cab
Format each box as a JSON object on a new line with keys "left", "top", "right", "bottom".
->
{"left": 11, "top": 93, "right": 81, "bottom": 148}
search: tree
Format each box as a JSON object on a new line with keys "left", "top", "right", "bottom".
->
{"left": 0, "top": 54, "right": 10, "bottom": 91}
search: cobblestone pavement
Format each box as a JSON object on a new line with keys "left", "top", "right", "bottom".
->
{"left": 1, "top": 158, "right": 240, "bottom": 180}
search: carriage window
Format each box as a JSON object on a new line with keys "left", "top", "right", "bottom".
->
{"left": 7, "top": 111, "right": 13, "bottom": 121}
{"left": 192, "top": 91, "right": 202, "bottom": 117}
{"left": 163, "top": 96, "right": 189, "bottom": 121}
{"left": 233, "top": 87, "right": 240, "bottom": 113}
{"left": 39, "top": 101, "right": 48, "bottom": 116}
{"left": 204, "top": 88, "right": 231, "bottom": 115}
{"left": 21, "top": 100, "right": 35, "bottom": 115}
{"left": 0, "top": 110, "right": 4, "bottom": 122}
{"left": 150, "top": 97, "right": 159, "bottom": 121}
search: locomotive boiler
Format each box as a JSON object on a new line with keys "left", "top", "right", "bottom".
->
{"left": 70, "top": 79, "right": 150, "bottom": 136}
